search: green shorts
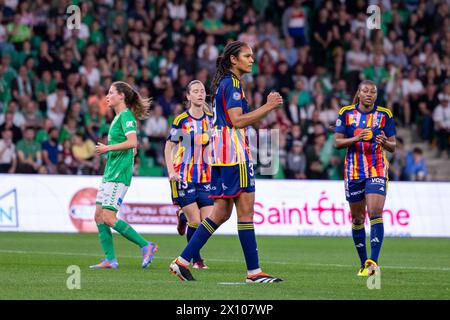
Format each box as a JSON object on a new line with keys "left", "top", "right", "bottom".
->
{"left": 95, "top": 181, "right": 129, "bottom": 212}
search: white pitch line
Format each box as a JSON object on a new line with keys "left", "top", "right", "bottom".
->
{"left": 1, "top": 249, "right": 449, "bottom": 272}
{"left": 308, "top": 263, "right": 450, "bottom": 272}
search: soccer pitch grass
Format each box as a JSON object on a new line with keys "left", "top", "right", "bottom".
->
{"left": 0, "top": 232, "right": 449, "bottom": 300}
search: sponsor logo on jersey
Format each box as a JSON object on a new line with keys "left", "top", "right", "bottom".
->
{"left": 233, "top": 92, "right": 241, "bottom": 101}
{"left": 126, "top": 121, "right": 134, "bottom": 128}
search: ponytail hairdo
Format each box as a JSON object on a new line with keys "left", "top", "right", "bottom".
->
{"left": 112, "top": 81, "right": 152, "bottom": 120}
{"left": 210, "top": 41, "right": 248, "bottom": 103}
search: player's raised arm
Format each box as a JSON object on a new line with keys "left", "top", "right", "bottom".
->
{"left": 228, "top": 92, "right": 283, "bottom": 128}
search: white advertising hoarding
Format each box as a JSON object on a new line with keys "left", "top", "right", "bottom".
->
{"left": 0, "top": 174, "right": 449, "bottom": 237}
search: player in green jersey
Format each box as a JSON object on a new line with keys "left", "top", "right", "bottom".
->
{"left": 89, "top": 81, "right": 158, "bottom": 269}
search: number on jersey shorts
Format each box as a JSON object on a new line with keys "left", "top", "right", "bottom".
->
{"left": 96, "top": 181, "right": 129, "bottom": 212}
{"left": 171, "top": 181, "right": 214, "bottom": 209}
{"left": 210, "top": 161, "right": 256, "bottom": 199}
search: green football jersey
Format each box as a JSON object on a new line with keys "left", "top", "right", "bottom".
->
{"left": 103, "top": 108, "right": 137, "bottom": 186}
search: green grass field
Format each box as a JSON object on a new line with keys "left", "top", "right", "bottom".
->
{"left": 0, "top": 232, "right": 449, "bottom": 300}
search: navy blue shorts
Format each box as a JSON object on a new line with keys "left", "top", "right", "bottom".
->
{"left": 210, "top": 162, "right": 256, "bottom": 199}
{"left": 345, "top": 177, "right": 387, "bottom": 202}
{"left": 171, "top": 182, "right": 214, "bottom": 209}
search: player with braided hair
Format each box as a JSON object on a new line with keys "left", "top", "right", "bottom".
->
{"left": 169, "top": 41, "right": 283, "bottom": 283}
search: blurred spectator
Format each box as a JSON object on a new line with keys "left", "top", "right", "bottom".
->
{"left": 418, "top": 84, "right": 439, "bottom": 143}
{"left": 79, "top": 55, "right": 100, "bottom": 88}
{"left": 405, "top": 147, "right": 427, "bottom": 181}
{"left": 0, "top": 12, "right": 15, "bottom": 53}
{"left": 320, "top": 96, "right": 339, "bottom": 128}
{"left": 274, "top": 61, "right": 293, "bottom": 98}
{"left": 345, "top": 39, "right": 368, "bottom": 93}
{"left": 0, "top": 109, "right": 22, "bottom": 143}
{"left": 11, "top": 65, "right": 33, "bottom": 102}
{"left": 0, "top": 128, "right": 16, "bottom": 173}
{"left": 71, "top": 132, "right": 98, "bottom": 175}
{"left": 282, "top": 0, "right": 308, "bottom": 47}
{"left": 6, "top": 13, "right": 31, "bottom": 46}
{"left": 157, "top": 85, "right": 178, "bottom": 118}
{"left": 202, "top": 3, "right": 224, "bottom": 36}
{"left": 35, "top": 40, "right": 55, "bottom": 77}
{"left": 84, "top": 103, "right": 107, "bottom": 142}
{"left": 35, "top": 70, "right": 56, "bottom": 113}
{"left": 311, "top": 8, "right": 331, "bottom": 67}
{"left": 401, "top": 67, "right": 424, "bottom": 126}
{"left": 432, "top": 90, "right": 450, "bottom": 157}
{"left": 387, "top": 40, "right": 408, "bottom": 70}
{"left": 362, "top": 54, "right": 389, "bottom": 88}
{"left": 197, "top": 35, "right": 218, "bottom": 76}
{"left": 46, "top": 83, "right": 69, "bottom": 128}
{"left": 35, "top": 117, "right": 54, "bottom": 144}
{"left": 305, "top": 132, "right": 328, "bottom": 179}
{"left": 22, "top": 100, "right": 43, "bottom": 129}
{"left": 238, "top": 24, "right": 259, "bottom": 49}
{"left": 286, "top": 140, "right": 306, "bottom": 179}
{"left": 142, "top": 104, "right": 168, "bottom": 165}
{"left": 41, "top": 127, "right": 62, "bottom": 174}
{"left": 288, "top": 79, "right": 311, "bottom": 121}
{"left": 279, "top": 37, "right": 297, "bottom": 67}
{"left": 58, "top": 138, "right": 78, "bottom": 175}
{"left": 16, "top": 126, "right": 42, "bottom": 173}
{"left": 87, "top": 84, "right": 108, "bottom": 116}
{"left": 168, "top": 0, "right": 187, "bottom": 21}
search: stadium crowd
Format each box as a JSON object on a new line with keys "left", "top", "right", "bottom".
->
{"left": 0, "top": 0, "right": 449, "bottom": 181}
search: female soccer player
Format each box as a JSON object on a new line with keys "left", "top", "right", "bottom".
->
{"left": 169, "top": 41, "right": 283, "bottom": 282}
{"left": 334, "top": 80, "right": 396, "bottom": 276}
{"left": 90, "top": 81, "right": 158, "bottom": 269}
{"left": 165, "top": 80, "right": 214, "bottom": 269}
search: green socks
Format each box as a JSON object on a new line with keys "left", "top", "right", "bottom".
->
{"left": 112, "top": 219, "right": 148, "bottom": 248}
{"left": 97, "top": 223, "right": 116, "bottom": 261}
